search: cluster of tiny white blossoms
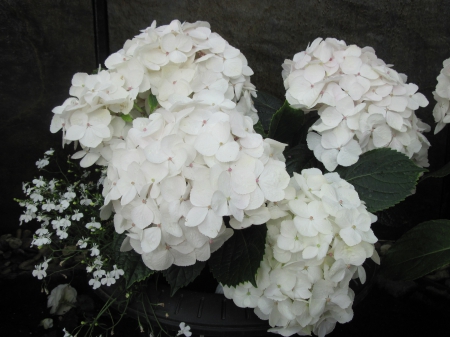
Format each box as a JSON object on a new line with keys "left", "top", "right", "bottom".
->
{"left": 433, "top": 57, "right": 450, "bottom": 134}
{"left": 51, "top": 20, "right": 291, "bottom": 271}
{"left": 282, "top": 37, "right": 431, "bottom": 171}
{"left": 18, "top": 152, "right": 124, "bottom": 289}
{"left": 223, "top": 168, "right": 379, "bottom": 337}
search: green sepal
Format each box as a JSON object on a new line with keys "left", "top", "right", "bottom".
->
{"left": 133, "top": 103, "right": 143, "bottom": 113}
{"left": 147, "top": 93, "right": 159, "bottom": 113}
{"left": 121, "top": 114, "right": 134, "bottom": 123}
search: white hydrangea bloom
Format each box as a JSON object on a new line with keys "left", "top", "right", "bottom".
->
{"left": 283, "top": 37, "right": 430, "bottom": 169}
{"left": 52, "top": 20, "right": 290, "bottom": 272}
{"left": 223, "top": 169, "right": 378, "bottom": 337}
{"left": 432, "top": 57, "right": 450, "bottom": 134}
{"left": 51, "top": 20, "right": 257, "bottom": 164}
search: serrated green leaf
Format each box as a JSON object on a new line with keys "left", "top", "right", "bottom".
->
{"left": 380, "top": 220, "right": 450, "bottom": 281}
{"left": 420, "top": 160, "right": 450, "bottom": 181}
{"left": 253, "top": 91, "right": 283, "bottom": 130}
{"left": 209, "top": 225, "right": 267, "bottom": 287}
{"left": 284, "top": 144, "right": 319, "bottom": 176}
{"left": 113, "top": 233, "right": 154, "bottom": 288}
{"left": 335, "top": 148, "right": 425, "bottom": 212}
{"left": 253, "top": 120, "right": 267, "bottom": 138}
{"left": 162, "top": 260, "right": 206, "bottom": 296}
{"left": 268, "top": 101, "right": 304, "bottom": 147}
{"left": 121, "top": 114, "right": 134, "bottom": 123}
{"left": 147, "top": 93, "right": 159, "bottom": 113}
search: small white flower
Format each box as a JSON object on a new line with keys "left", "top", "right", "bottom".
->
{"left": 177, "top": 322, "right": 192, "bottom": 337}
{"left": 86, "top": 217, "right": 101, "bottom": 231}
{"left": 36, "top": 158, "right": 50, "bottom": 169}
{"left": 80, "top": 198, "right": 93, "bottom": 205}
{"left": 42, "top": 201, "right": 56, "bottom": 211}
{"left": 44, "top": 149, "right": 55, "bottom": 155}
{"left": 76, "top": 237, "right": 89, "bottom": 249}
{"left": 33, "top": 177, "right": 45, "bottom": 187}
{"left": 58, "top": 199, "right": 70, "bottom": 211}
{"left": 101, "top": 272, "right": 116, "bottom": 286}
{"left": 90, "top": 244, "right": 100, "bottom": 256}
{"left": 30, "top": 192, "right": 43, "bottom": 202}
{"left": 64, "top": 190, "right": 76, "bottom": 201}
{"left": 32, "top": 261, "right": 49, "bottom": 280}
{"left": 40, "top": 318, "right": 53, "bottom": 329}
{"left": 71, "top": 210, "right": 84, "bottom": 221}
{"left": 89, "top": 277, "right": 102, "bottom": 289}
{"left": 19, "top": 211, "right": 34, "bottom": 224}
{"left": 93, "top": 256, "right": 103, "bottom": 267}
{"left": 110, "top": 265, "right": 124, "bottom": 279}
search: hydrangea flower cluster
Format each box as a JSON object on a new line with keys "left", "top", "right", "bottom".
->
{"left": 433, "top": 57, "right": 450, "bottom": 134}
{"left": 50, "top": 20, "right": 291, "bottom": 271}
{"left": 51, "top": 20, "right": 257, "bottom": 167}
{"left": 223, "top": 168, "right": 378, "bottom": 337}
{"left": 108, "top": 101, "right": 290, "bottom": 271}
{"left": 282, "top": 38, "right": 430, "bottom": 171}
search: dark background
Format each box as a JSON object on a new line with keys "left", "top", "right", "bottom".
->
{"left": 1, "top": 1, "right": 450, "bottom": 336}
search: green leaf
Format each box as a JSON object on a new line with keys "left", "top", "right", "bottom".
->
{"left": 113, "top": 233, "right": 154, "bottom": 288}
{"left": 121, "top": 114, "right": 134, "bottom": 123}
{"left": 162, "top": 260, "right": 206, "bottom": 296}
{"left": 335, "top": 148, "right": 426, "bottom": 213}
{"left": 209, "top": 225, "right": 267, "bottom": 287}
{"left": 253, "top": 120, "right": 267, "bottom": 138}
{"left": 420, "top": 160, "right": 450, "bottom": 181}
{"left": 253, "top": 91, "right": 283, "bottom": 131}
{"left": 380, "top": 220, "right": 450, "bottom": 281}
{"left": 267, "top": 100, "right": 304, "bottom": 146}
{"left": 284, "top": 144, "right": 320, "bottom": 176}
{"left": 147, "top": 93, "right": 159, "bottom": 113}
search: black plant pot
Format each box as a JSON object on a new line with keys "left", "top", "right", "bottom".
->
{"left": 96, "top": 259, "right": 378, "bottom": 337}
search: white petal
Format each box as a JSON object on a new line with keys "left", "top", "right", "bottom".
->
{"left": 304, "top": 64, "right": 325, "bottom": 84}
{"left": 142, "top": 247, "right": 174, "bottom": 270}
{"left": 198, "top": 210, "right": 222, "bottom": 238}
{"left": 216, "top": 141, "right": 240, "bottom": 162}
{"left": 131, "top": 203, "right": 154, "bottom": 229}
{"left": 231, "top": 169, "right": 257, "bottom": 194}
{"left": 340, "top": 227, "right": 362, "bottom": 246}
{"left": 185, "top": 207, "right": 208, "bottom": 227}
{"left": 65, "top": 125, "right": 85, "bottom": 141}
{"left": 80, "top": 152, "right": 101, "bottom": 167}
{"left": 223, "top": 58, "right": 243, "bottom": 78}
{"left": 160, "top": 176, "right": 186, "bottom": 202}
{"left": 141, "top": 227, "right": 161, "bottom": 253}
{"left": 195, "top": 133, "right": 220, "bottom": 156}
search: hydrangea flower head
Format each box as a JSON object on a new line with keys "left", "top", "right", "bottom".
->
{"left": 283, "top": 38, "right": 430, "bottom": 170}
{"left": 223, "top": 169, "right": 378, "bottom": 336}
